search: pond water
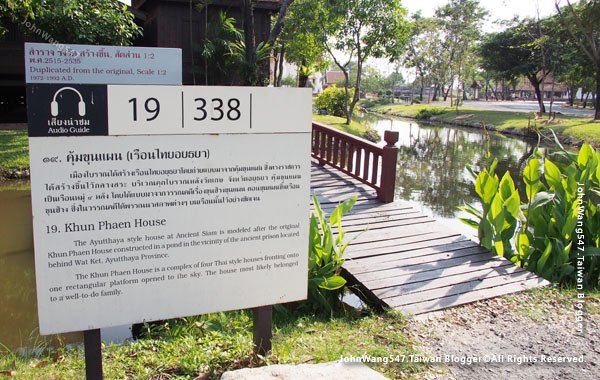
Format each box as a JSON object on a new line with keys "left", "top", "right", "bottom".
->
{"left": 0, "top": 184, "right": 81, "bottom": 352}
{"left": 357, "top": 113, "right": 547, "bottom": 238}
{"left": 0, "top": 116, "right": 548, "bottom": 349}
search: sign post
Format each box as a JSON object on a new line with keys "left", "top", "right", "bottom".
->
{"left": 26, "top": 44, "right": 311, "bottom": 379}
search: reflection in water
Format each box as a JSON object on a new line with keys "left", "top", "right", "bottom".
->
{"left": 0, "top": 187, "right": 81, "bottom": 351}
{"left": 363, "top": 115, "right": 546, "bottom": 236}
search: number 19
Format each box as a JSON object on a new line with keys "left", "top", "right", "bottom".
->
{"left": 128, "top": 97, "right": 160, "bottom": 122}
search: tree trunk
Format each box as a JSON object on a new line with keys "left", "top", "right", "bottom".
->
{"left": 432, "top": 85, "right": 439, "bottom": 102}
{"left": 267, "top": 0, "right": 294, "bottom": 46}
{"left": 276, "top": 43, "right": 285, "bottom": 87}
{"left": 348, "top": 50, "right": 363, "bottom": 123}
{"left": 273, "top": 46, "right": 279, "bottom": 86}
{"left": 595, "top": 66, "right": 600, "bottom": 120}
{"left": 526, "top": 73, "right": 546, "bottom": 113}
{"left": 584, "top": 92, "right": 590, "bottom": 108}
{"left": 298, "top": 58, "right": 308, "bottom": 87}
{"left": 568, "top": 85, "right": 576, "bottom": 106}
{"left": 484, "top": 80, "right": 489, "bottom": 101}
{"left": 443, "top": 84, "right": 451, "bottom": 102}
{"left": 343, "top": 69, "right": 351, "bottom": 124}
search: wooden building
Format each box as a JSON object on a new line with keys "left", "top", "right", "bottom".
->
{"left": 514, "top": 74, "right": 569, "bottom": 100}
{"left": 0, "top": 0, "right": 281, "bottom": 122}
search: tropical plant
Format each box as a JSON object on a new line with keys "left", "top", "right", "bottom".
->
{"left": 460, "top": 135, "right": 600, "bottom": 286}
{"left": 196, "top": 11, "right": 241, "bottom": 85}
{"left": 195, "top": 10, "right": 271, "bottom": 86}
{"left": 307, "top": 194, "right": 357, "bottom": 313}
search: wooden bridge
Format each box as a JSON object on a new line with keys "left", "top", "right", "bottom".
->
{"left": 311, "top": 122, "right": 548, "bottom": 316}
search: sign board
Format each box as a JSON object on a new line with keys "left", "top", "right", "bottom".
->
{"left": 25, "top": 42, "right": 182, "bottom": 85}
{"left": 28, "top": 85, "right": 311, "bottom": 335}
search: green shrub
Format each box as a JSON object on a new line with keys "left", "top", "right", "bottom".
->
{"left": 414, "top": 107, "right": 444, "bottom": 119}
{"left": 281, "top": 75, "right": 297, "bottom": 87}
{"left": 460, "top": 137, "right": 600, "bottom": 286}
{"left": 361, "top": 99, "right": 378, "bottom": 109}
{"left": 307, "top": 194, "right": 357, "bottom": 313}
{"left": 362, "top": 127, "right": 381, "bottom": 143}
{"left": 315, "top": 85, "right": 354, "bottom": 118}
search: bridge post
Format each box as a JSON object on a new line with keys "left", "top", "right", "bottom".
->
{"left": 378, "top": 130, "right": 399, "bottom": 203}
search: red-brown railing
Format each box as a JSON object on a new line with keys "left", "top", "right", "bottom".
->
{"left": 311, "top": 122, "right": 399, "bottom": 203}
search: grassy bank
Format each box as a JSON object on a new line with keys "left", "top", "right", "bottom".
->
{"left": 370, "top": 103, "right": 600, "bottom": 146}
{"left": 0, "top": 310, "right": 424, "bottom": 379}
{"left": 0, "top": 130, "right": 29, "bottom": 169}
{"left": 312, "top": 114, "right": 380, "bottom": 143}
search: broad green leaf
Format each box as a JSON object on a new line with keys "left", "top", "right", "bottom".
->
{"left": 529, "top": 191, "right": 555, "bottom": 210}
{"left": 476, "top": 171, "right": 499, "bottom": 205}
{"left": 490, "top": 193, "right": 503, "bottom": 220}
{"left": 489, "top": 158, "right": 498, "bottom": 175}
{"left": 523, "top": 155, "right": 542, "bottom": 202}
{"left": 561, "top": 241, "right": 572, "bottom": 263}
{"left": 504, "top": 191, "right": 521, "bottom": 218}
{"left": 458, "top": 203, "right": 483, "bottom": 219}
{"left": 544, "top": 159, "right": 562, "bottom": 189}
{"left": 318, "top": 275, "right": 346, "bottom": 290}
{"left": 578, "top": 144, "right": 594, "bottom": 169}
{"left": 537, "top": 240, "right": 553, "bottom": 273}
{"left": 499, "top": 172, "right": 516, "bottom": 200}
{"left": 312, "top": 193, "right": 326, "bottom": 230}
{"left": 561, "top": 204, "right": 578, "bottom": 240}
{"left": 458, "top": 217, "right": 479, "bottom": 229}
{"left": 493, "top": 240, "right": 504, "bottom": 256}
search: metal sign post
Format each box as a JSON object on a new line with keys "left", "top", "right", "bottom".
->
{"left": 253, "top": 305, "right": 273, "bottom": 356}
{"left": 83, "top": 329, "right": 103, "bottom": 379}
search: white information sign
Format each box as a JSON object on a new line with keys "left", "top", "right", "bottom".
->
{"left": 25, "top": 42, "right": 182, "bottom": 85}
{"left": 28, "top": 86, "right": 312, "bottom": 334}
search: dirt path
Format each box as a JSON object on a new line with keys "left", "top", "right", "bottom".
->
{"left": 406, "top": 287, "right": 599, "bottom": 380}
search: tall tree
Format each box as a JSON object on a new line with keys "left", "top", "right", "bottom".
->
{"left": 403, "top": 14, "right": 441, "bottom": 101}
{"left": 239, "top": 0, "right": 295, "bottom": 86}
{"left": 478, "top": 18, "right": 560, "bottom": 113}
{"left": 316, "top": 0, "right": 410, "bottom": 124}
{"left": 434, "top": 0, "right": 487, "bottom": 103}
{"left": 555, "top": 0, "right": 600, "bottom": 120}
{"left": 276, "top": 0, "right": 328, "bottom": 87}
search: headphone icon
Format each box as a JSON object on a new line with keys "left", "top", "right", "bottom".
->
{"left": 50, "top": 87, "right": 86, "bottom": 117}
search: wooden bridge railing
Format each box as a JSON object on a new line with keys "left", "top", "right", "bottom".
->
{"left": 311, "top": 121, "right": 399, "bottom": 203}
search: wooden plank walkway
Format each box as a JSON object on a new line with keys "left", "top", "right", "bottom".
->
{"left": 310, "top": 161, "right": 549, "bottom": 316}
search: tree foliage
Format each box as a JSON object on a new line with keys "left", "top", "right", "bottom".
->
{"left": 276, "top": 0, "right": 329, "bottom": 87}
{"left": 403, "top": 1, "right": 486, "bottom": 103}
{"left": 555, "top": 0, "right": 600, "bottom": 119}
{"left": 478, "top": 18, "right": 561, "bottom": 113}
{"left": 310, "top": 0, "right": 409, "bottom": 123}
{"left": 1, "top": 0, "right": 141, "bottom": 46}
{"left": 434, "top": 0, "right": 487, "bottom": 104}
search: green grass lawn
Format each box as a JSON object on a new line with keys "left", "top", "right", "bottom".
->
{"left": 312, "top": 114, "right": 368, "bottom": 136}
{"left": 0, "top": 309, "right": 425, "bottom": 379}
{"left": 371, "top": 103, "right": 600, "bottom": 146}
{"left": 0, "top": 130, "right": 29, "bottom": 169}
{"left": 312, "top": 114, "right": 380, "bottom": 142}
